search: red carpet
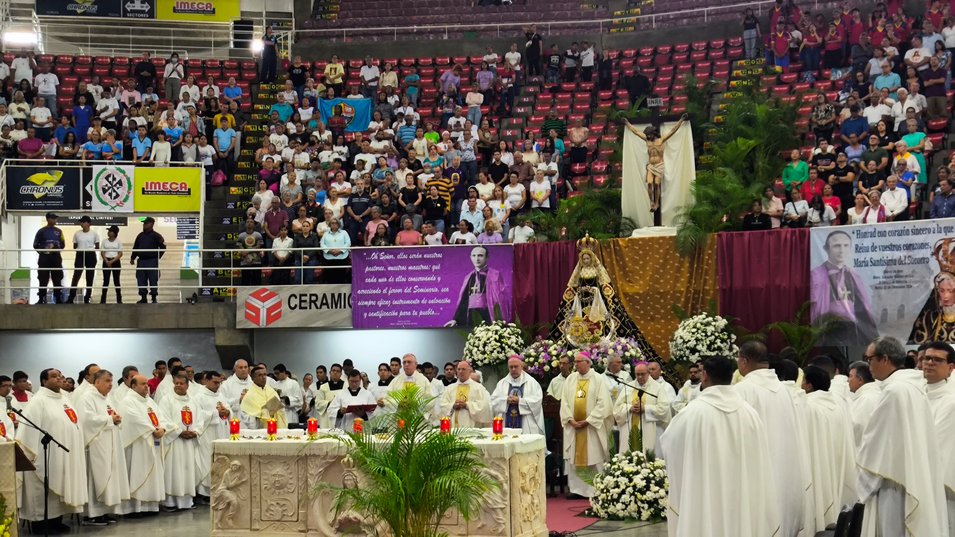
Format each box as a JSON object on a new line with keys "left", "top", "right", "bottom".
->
{"left": 546, "top": 496, "right": 600, "bottom": 533}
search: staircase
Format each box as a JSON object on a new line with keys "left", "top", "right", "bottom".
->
{"left": 198, "top": 80, "right": 279, "bottom": 300}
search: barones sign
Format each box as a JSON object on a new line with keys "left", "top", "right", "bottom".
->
{"left": 236, "top": 285, "right": 352, "bottom": 329}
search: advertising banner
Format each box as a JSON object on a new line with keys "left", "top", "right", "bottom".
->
{"left": 35, "top": 0, "right": 240, "bottom": 20}
{"left": 155, "top": 0, "right": 238, "bottom": 21}
{"left": 35, "top": 0, "right": 125, "bottom": 17}
{"left": 236, "top": 285, "right": 352, "bottom": 329}
{"left": 351, "top": 245, "right": 514, "bottom": 329}
{"left": 317, "top": 98, "right": 373, "bottom": 133}
{"left": 86, "top": 164, "right": 135, "bottom": 212}
{"left": 133, "top": 167, "right": 202, "bottom": 213}
{"left": 809, "top": 219, "right": 955, "bottom": 346}
{"left": 5, "top": 166, "right": 84, "bottom": 211}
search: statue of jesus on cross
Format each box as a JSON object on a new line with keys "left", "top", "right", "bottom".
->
{"left": 623, "top": 113, "right": 688, "bottom": 213}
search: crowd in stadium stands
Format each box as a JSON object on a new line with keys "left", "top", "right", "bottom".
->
{"left": 739, "top": 0, "right": 955, "bottom": 231}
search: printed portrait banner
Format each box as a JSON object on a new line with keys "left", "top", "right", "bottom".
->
{"left": 237, "top": 285, "right": 352, "bottom": 329}
{"left": 4, "top": 166, "right": 85, "bottom": 211}
{"left": 133, "top": 167, "right": 202, "bottom": 213}
{"left": 351, "top": 245, "right": 514, "bottom": 329}
{"left": 809, "top": 218, "right": 955, "bottom": 346}
{"left": 317, "top": 98, "right": 373, "bottom": 134}
{"left": 86, "top": 164, "right": 135, "bottom": 213}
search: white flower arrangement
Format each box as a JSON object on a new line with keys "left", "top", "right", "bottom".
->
{"left": 520, "top": 338, "right": 568, "bottom": 380}
{"left": 462, "top": 321, "right": 526, "bottom": 368}
{"left": 590, "top": 337, "right": 644, "bottom": 374}
{"left": 669, "top": 313, "right": 738, "bottom": 363}
{"left": 591, "top": 450, "right": 668, "bottom": 521}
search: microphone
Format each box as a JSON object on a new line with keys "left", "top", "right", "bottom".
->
{"left": 605, "top": 373, "right": 658, "bottom": 399}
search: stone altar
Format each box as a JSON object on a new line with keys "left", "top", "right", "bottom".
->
{"left": 210, "top": 429, "right": 548, "bottom": 537}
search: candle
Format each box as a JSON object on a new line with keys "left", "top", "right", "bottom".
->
{"left": 397, "top": 419, "right": 406, "bottom": 430}
{"left": 266, "top": 418, "right": 278, "bottom": 440}
{"left": 440, "top": 417, "right": 451, "bottom": 434}
{"left": 307, "top": 418, "right": 318, "bottom": 438}
{"left": 229, "top": 418, "right": 240, "bottom": 440}
{"left": 353, "top": 418, "right": 364, "bottom": 434}
{"left": 492, "top": 416, "right": 504, "bottom": 437}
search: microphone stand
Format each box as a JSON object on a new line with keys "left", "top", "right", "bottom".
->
{"left": 10, "top": 405, "right": 70, "bottom": 537}
{"left": 607, "top": 374, "right": 658, "bottom": 399}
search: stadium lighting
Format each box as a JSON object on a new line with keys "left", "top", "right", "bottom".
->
{"left": 250, "top": 39, "right": 264, "bottom": 54}
{"left": 2, "top": 30, "right": 38, "bottom": 46}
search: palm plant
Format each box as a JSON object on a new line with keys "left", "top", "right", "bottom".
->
{"left": 323, "top": 385, "right": 498, "bottom": 537}
{"left": 526, "top": 189, "right": 637, "bottom": 242}
{"left": 762, "top": 302, "right": 842, "bottom": 366}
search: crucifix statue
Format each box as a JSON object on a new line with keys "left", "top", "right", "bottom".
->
{"left": 623, "top": 112, "right": 688, "bottom": 214}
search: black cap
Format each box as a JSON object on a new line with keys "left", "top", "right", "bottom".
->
{"left": 45, "top": 212, "right": 58, "bottom": 219}
{"left": 143, "top": 216, "right": 155, "bottom": 224}
{"left": 78, "top": 215, "right": 92, "bottom": 223}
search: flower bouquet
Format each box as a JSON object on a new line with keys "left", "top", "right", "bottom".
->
{"left": 591, "top": 450, "right": 668, "bottom": 522}
{"left": 462, "top": 321, "right": 526, "bottom": 368}
{"left": 590, "top": 337, "right": 644, "bottom": 374}
{"left": 669, "top": 312, "right": 738, "bottom": 363}
{"left": 520, "top": 338, "right": 568, "bottom": 381}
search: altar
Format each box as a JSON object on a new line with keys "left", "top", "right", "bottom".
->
{"left": 210, "top": 430, "right": 548, "bottom": 537}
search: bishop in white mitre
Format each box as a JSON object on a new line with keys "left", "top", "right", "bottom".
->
{"left": 437, "top": 361, "right": 492, "bottom": 428}
{"left": 75, "top": 369, "right": 130, "bottom": 522}
{"left": 121, "top": 374, "right": 175, "bottom": 514}
{"left": 660, "top": 357, "right": 780, "bottom": 537}
{"left": 858, "top": 337, "right": 947, "bottom": 537}
{"left": 735, "top": 342, "right": 808, "bottom": 537}
{"left": 17, "top": 369, "right": 88, "bottom": 533}
{"left": 491, "top": 356, "right": 545, "bottom": 435}
{"left": 559, "top": 351, "right": 613, "bottom": 498}
{"left": 271, "top": 364, "right": 304, "bottom": 426}
{"left": 613, "top": 362, "right": 672, "bottom": 455}
{"left": 193, "top": 371, "right": 232, "bottom": 497}
{"left": 922, "top": 342, "right": 955, "bottom": 536}
{"left": 327, "top": 370, "right": 378, "bottom": 431}
{"left": 158, "top": 375, "right": 197, "bottom": 510}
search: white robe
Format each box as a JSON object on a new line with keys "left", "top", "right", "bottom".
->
{"left": 782, "top": 381, "right": 817, "bottom": 537}
{"left": 735, "top": 369, "right": 809, "bottom": 537}
{"left": 490, "top": 372, "right": 545, "bottom": 435}
{"left": 158, "top": 391, "right": 199, "bottom": 508}
{"left": 928, "top": 380, "right": 955, "bottom": 537}
{"left": 192, "top": 386, "right": 231, "bottom": 496}
{"left": 327, "top": 387, "right": 378, "bottom": 431}
{"left": 369, "top": 380, "right": 392, "bottom": 404}
{"left": 319, "top": 381, "right": 346, "bottom": 428}
{"left": 660, "top": 385, "right": 781, "bottom": 537}
{"left": 152, "top": 375, "right": 174, "bottom": 404}
{"left": 613, "top": 377, "right": 672, "bottom": 455}
{"left": 850, "top": 382, "right": 882, "bottom": 449}
{"left": 604, "top": 370, "right": 631, "bottom": 402}
{"left": 559, "top": 370, "right": 613, "bottom": 497}
{"left": 76, "top": 388, "right": 130, "bottom": 517}
{"left": 302, "top": 384, "right": 321, "bottom": 419}
{"left": 857, "top": 369, "right": 947, "bottom": 537}
{"left": 109, "top": 383, "right": 131, "bottom": 412}
{"left": 271, "top": 377, "right": 304, "bottom": 425}
{"left": 219, "top": 374, "right": 253, "bottom": 418}
{"left": 437, "top": 379, "right": 492, "bottom": 428}
{"left": 804, "top": 390, "right": 858, "bottom": 530}
{"left": 670, "top": 380, "right": 701, "bottom": 414}
{"left": 17, "top": 387, "right": 88, "bottom": 521}
{"left": 386, "top": 371, "right": 434, "bottom": 417}
{"left": 121, "top": 391, "right": 174, "bottom": 513}
{"left": 830, "top": 374, "right": 851, "bottom": 403}
{"left": 546, "top": 374, "right": 569, "bottom": 401}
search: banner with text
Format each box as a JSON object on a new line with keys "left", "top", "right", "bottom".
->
{"left": 155, "top": 0, "right": 239, "bottom": 22}
{"left": 35, "top": 0, "right": 237, "bottom": 20}
{"left": 5, "top": 166, "right": 85, "bottom": 211}
{"left": 317, "top": 98, "right": 373, "bottom": 134}
{"left": 810, "top": 219, "right": 955, "bottom": 346}
{"left": 86, "top": 164, "right": 135, "bottom": 212}
{"left": 237, "top": 285, "right": 352, "bottom": 329}
{"left": 133, "top": 167, "right": 202, "bottom": 213}
{"left": 351, "top": 245, "right": 514, "bottom": 328}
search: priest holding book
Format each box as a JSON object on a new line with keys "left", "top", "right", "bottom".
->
{"left": 327, "top": 369, "right": 378, "bottom": 431}
{"left": 240, "top": 365, "right": 287, "bottom": 429}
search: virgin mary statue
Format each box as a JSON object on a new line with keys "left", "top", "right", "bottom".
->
{"left": 548, "top": 234, "right": 660, "bottom": 361}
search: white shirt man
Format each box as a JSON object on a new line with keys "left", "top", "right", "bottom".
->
{"left": 370, "top": 365, "right": 393, "bottom": 406}
{"left": 670, "top": 363, "right": 702, "bottom": 414}
{"left": 121, "top": 375, "right": 173, "bottom": 514}
{"left": 508, "top": 222, "right": 535, "bottom": 243}
{"left": 387, "top": 354, "right": 433, "bottom": 396}
{"left": 327, "top": 371, "right": 378, "bottom": 431}
{"left": 271, "top": 365, "right": 303, "bottom": 426}
{"left": 438, "top": 361, "right": 492, "bottom": 428}
{"left": 491, "top": 357, "right": 545, "bottom": 435}
{"left": 158, "top": 376, "right": 195, "bottom": 510}
{"left": 11, "top": 55, "right": 33, "bottom": 84}
{"left": 881, "top": 176, "right": 909, "bottom": 220}
{"left": 34, "top": 72, "right": 59, "bottom": 96}
{"left": 857, "top": 337, "right": 947, "bottom": 537}
{"left": 734, "top": 342, "right": 809, "bottom": 537}
{"left": 921, "top": 343, "right": 955, "bottom": 536}
{"left": 560, "top": 351, "right": 613, "bottom": 498}
{"left": 17, "top": 370, "right": 88, "bottom": 531}
{"left": 863, "top": 99, "right": 892, "bottom": 126}
{"left": 904, "top": 44, "right": 932, "bottom": 72}
{"left": 318, "top": 365, "right": 347, "bottom": 428}
{"left": 546, "top": 356, "right": 573, "bottom": 400}
{"left": 219, "top": 359, "right": 253, "bottom": 418}
{"left": 75, "top": 369, "right": 130, "bottom": 522}
{"left": 613, "top": 362, "right": 672, "bottom": 455}
{"left": 660, "top": 357, "right": 781, "bottom": 537}
{"left": 97, "top": 93, "right": 119, "bottom": 121}
{"left": 192, "top": 372, "right": 231, "bottom": 497}
{"left": 848, "top": 363, "right": 881, "bottom": 450}
{"left": 602, "top": 356, "right": 631, "bottom": 403}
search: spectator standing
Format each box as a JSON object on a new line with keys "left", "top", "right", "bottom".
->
{"left": 66, "top": 215, "right": 99, "bottom": 304}
{"left": 545, "top": 45, "right": 562, "bottom": 84}
{"left": 402, "top": 66, "right": 421, "bottom": 107}
{"left": 287, "top": 56, "right": 308, "bottom": 104}
{"left": 129, "top": 217, "right": 165, "bottom": 303}
{"left": 132, "top": 52, "right": 156, "bottom": 93}
{"left": 33, "top": 64, "right": 58, "bottom": 120}
{"left": 29, "top": 97, "right": 53, "bottom": 142}
{"left": 504, "top": 44, "right": 522, "bottom": 84}
{"left": 11, "top": 51, "right": 35, "bottom": 84}
{"left": 931, "top": 177, "right": 955, "bottom": 218}
{"left": 99, "top": 224, "right": 122, "bottom": 303}
{"left": 163, "top": 53, "right": 184, "bottom": 103}
{"left": 320, "top": 218, "right": 351, "bottom": 284}
{"left": 213, "top": 118, "right": 237, "bottom": 179}
{"left": 524, "top": 25, "right": 543, "bottom": 77}
{"left": 269, "top": 224, "right": 294, "bottom": 285}
{"left": 359, "top": 56, "right": 380, "bottom": 98}
{"left": 33, "top": 212, "right": 65, "bottom": 304}
{"left": 294, "top": 220, "right": 320, "bottom": 284}
{"left": 742, "top": 8, "right": 761, "bottom": 60}
{"left": 96, "top": 90, "right": 120, "bottom": 132}
{"left": 579, "top": 41, "right": 595, "bottom": 82}
{"left": 323, "top": 55, "right": 345, "bottom": 98}
{"left": 260, "top": 26, "right": 279, "bottom": 83}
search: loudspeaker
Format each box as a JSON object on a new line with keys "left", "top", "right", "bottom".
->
{"left": 233, "top": 19, "right": 253, "bottom": 49}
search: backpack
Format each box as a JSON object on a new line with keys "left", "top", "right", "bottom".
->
{"left": 210, "top": 170, "right": 227, "bottom": 186}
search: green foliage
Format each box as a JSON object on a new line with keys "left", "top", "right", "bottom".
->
{"left": 762, "top": 302, "right": 841, "bottom": 366}
{"left": 321, "top": 385, "right": 498, "bottom": 537}
{"left": 526, "top": 189, "right": 637, "bottom": 242}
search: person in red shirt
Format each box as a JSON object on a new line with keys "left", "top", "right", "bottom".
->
{"left": 824, "top": 22, "right": 846, "bottom": 68}
{"left": 772, "top": 28, "right": 791, "bottom": 68}
{"left": 869, "top": 18, "right": 889, "bottom": 47}
{"left": 847, "top": 9, "right": 866, "bottom": 46}
{"left": 11, "top": 371, "right": 31, "bottom": 403}
{"left": 146, "top": 359, "right": 167, "bottom": 395}
{"left": 926, "top": 0, "right": 945, "bottom": 32}
{"left": 801, "top": 23, "right": 823, "bottom": 71}
{"left": 769, "top": 0, "right": 784, "bottom": 33}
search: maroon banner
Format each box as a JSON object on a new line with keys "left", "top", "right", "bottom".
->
{"left": 512, "top": 241, "right": 580, "bottom": 327}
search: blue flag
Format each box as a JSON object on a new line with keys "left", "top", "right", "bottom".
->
{"left": 318, "top": 98, "right": 372, "bottom": 133}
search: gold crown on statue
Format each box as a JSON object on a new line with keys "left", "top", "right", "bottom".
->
{"left": 933, "top": 239, "right": 955, "bottom": 275}
{"left": 577, "top": 233, "right": 598, "bottom": 251}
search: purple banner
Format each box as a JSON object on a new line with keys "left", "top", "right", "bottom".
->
{"left": 352, "top": 245, "right": 514, "bottom": 328}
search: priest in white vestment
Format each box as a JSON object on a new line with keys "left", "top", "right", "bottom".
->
{"left": 240, "top": 365, "right": 288, "bottom": 429}
{"left": 660, "top": 356, "right": 781, "bottom": 537}
{"left": 802, "top": 366, "right": 858, "bottom": 530}
{"left": 437, "top": 361, "right": 492, "bottom": 428}
{"left": 72, "top": 363, "right": 100, "bottom": 404}
{"left": 387, "top": 353, "right": 434, "bottom": 410}
{"left": 613, "top": 362, "right": 672, "bottom": 455}
{"left": 491, "top": 357, "right": 545, "bottom": 435}
{"left": 735, "top": 341, "right": 809, "bottom": 537}
{"left": 219, "top": 359, "right": 253, "bottom": 418}
{"left": 271, "top": 364, "right": 304, "bottom": 426}
{"left": 76, "top": 369, "right": 130, "bottom": 523}
{"left": 603, "top": 355, "right": 631, "bottom": 402}
{"left": 318, "top": 364, "right": 347, "bottom": 427}
{"left": 559, "top": 351, "right": 613, "bottom": 498}
{"left": 858, "top": 336, "right": 947, "bottom": 537}
{"left": 109, "top": 366, "right": 138, "bottom": 414}
{"left": 158, "top": 375, "right": 197, "bottom": 510}
{"left": 670, "top": 362, "right": 702, "bottom": 414}
{"left": 193, "top": 371, "right": 231, "bottom": 497}
{"left": 546, "top": 355, "right": 573, "bottom": 401}
{"left": 152, "top": 358, "right": 182, "bottom": 404}
{"left": 370, "top": 363, "right": 394, "bottom": 406}
{"left": 921, "top": 342, "right": 955, "bottom": 536}
{"left": 121, "top": 374, "right": 174, "bottom": 514}
{"left": 327, "top": 370, "right": 378, "bottom": 431}
{"left": 774, "top": 359, "right": 818, "bottom": 537}
{"left": 17, "top": 369, "right": 88, "bottom": 534}
{"left": 847, "top": 361, "right": 881, "bottom": 449}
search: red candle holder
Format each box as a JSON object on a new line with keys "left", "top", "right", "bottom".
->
{"left": 440, "top": 417, "right": 451, "bottom": 435}
{"left": 229, "top": 418, "right": 240, "bottom": 440}
{"left": 307, "top": 418, "right": 318, "bottom": 439}
{"left": 353, "top": 418, "right": 364, "bottom": 434}
{"left": 397, "top": 418, "right": 406, "bottom": 430}
{"left": 266, "top": 418, "right": 278, "bottom": 440}
{"left": 492, "top": 416, "right": 504, "bottom": 440}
